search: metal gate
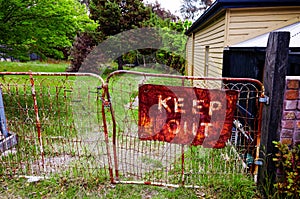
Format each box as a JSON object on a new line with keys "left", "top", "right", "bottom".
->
{"left": 0, "top": 71, "right": 265, "bottom": 188}
{"left": 104, "top": 70, "right": 265, "bottom": 187}
{"left": 0, "top": 72, "right": 112, "bottom": 181}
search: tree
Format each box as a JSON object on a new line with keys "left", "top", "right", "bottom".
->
{"left": 0, "top": 0, "right": 97, "bottom": 61}
{"left": 68, "top": 0, "right": 191, "bottom": 73}
{"left": 68, "top": 0, "right": 151, "bottom": 71}
{"left": 79, "top": 0, "right": 90, "bottom": 7}
{"left": 93, "top": 0, "right": 151, "bottom": 70}
{"left": 180, "top": 0, "right": 213, "bottom": 21}
{"left": 155, "top": 20, "right": 192, "bottom": 74}
{"left": 137, "top": 2, "right": 191, "bottom": 74}
{"left": 68, "top": 32, "right": 99, "bottom": 72}
{"left": 145, "top": 0, "right": 179, "bottom": 22}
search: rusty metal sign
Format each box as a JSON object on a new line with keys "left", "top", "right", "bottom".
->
{"left": 138, "top": 84, "right": 239, "bottom": 148}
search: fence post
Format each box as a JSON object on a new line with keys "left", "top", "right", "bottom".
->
{"left": 259, "top": 32, "right": 290, "bottom": 190}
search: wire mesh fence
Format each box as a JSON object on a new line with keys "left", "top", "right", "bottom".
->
{"left": 0, "top": 72, "right": 111, "bottom": 180}
{"left": 0, "top": 71, "right": 264, "bottom": 188}
{"left": 105, "top": 70, "right": 264, "bottom": 187}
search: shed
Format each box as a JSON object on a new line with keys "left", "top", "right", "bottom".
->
{"left": 224, "top": 22, "right": 300, "bottom": 79}
{"left": 185, "top": 0, "right": 300, "bottom": 79}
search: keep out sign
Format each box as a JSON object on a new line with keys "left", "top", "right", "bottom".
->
{"left": 138, "top": 84, "right": 239, "bottom": 148}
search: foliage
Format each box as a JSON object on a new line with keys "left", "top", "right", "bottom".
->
{"left": 92, "top": 0, "right": 151, "bottom": 35}
{"left": 90, "top": 0, "right": 122, "bottom": 38}
{"left": 68, "top": 0, "right": 193, "bottom": 74}
{"left": 139, "top": 6, "right": 192, "bottom": 74}
{"left": 0, "top": 61, "right": 69, "bottom": 72}
{"left": 68, "top": 0, "right": 152, "bottom": 71}
{"left": 156, "top": 20, "right": 192, "bottom": 74}
{"left": 120, "top": 11, "right": 192, "bottom": 74}
{"left": 273, "top": 141, "right": 300, "bottom": 198}
{"left": 67, "top": 32, "right": 99, "bottom": 72}
{"left": 145, "top": 0, "right": 179, "bottom": 21}
{"left": 180, "top": 0, "right": 213, "bottom": 21}
{"left": 0, "top": 0, "right": 97, "bottom": 61}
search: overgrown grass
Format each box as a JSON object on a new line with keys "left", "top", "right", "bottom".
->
{"left": 0, "top": 61, "right": 69, "bottom": 72}
{"left": 0, "top": 175, "right": 202, "bottom": 199}
{"left": 0, "top": 173, "right": 260, "bottom": 198}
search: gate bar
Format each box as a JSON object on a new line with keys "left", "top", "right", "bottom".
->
{"left": 0, "top": 72, "right": 105, "bottom": 85}
{"left": 29, "top": 73, "right": 45, "bottom": 169}
{"left": 106, "top": 70, "right": 265, "bottom": 87}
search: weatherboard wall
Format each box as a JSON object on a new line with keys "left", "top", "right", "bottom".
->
{"left": 186, "top": 36, "right": 194, "bottom": 76}
{"left": 192, "top": 14, "right": 226, "bottom": 77}
{"left": 227, "top": 6, "right": 300, "bottom": 46}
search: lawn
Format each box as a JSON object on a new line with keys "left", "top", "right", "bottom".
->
{"left": 0, "top": 61, "right": 262, "bottom": 199}
{"left": 0, "top": 61, "right": 69, "bottom": 72}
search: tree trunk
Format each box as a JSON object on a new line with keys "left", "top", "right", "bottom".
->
{"left": 117, "top": 56, "right": 123, "bottom": 70}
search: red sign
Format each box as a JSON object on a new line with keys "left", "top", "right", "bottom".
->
{"left": 138, "top": 84, "right": 239, "bottom": 148}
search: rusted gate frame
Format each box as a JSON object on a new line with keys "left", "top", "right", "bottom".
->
{"left": 0, "top": 72, "right": 105, "bottom": 83}
{"left": 105, "top": 70, "right": 265, "bottom": 187}
{"left": 0, "top": 72, "right": 114, "bottom": 181}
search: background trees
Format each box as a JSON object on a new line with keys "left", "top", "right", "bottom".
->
{"left": 146, "top": 0, "right": 179, "bottom": 21}
{"left": 0, "top": 0, "right": 97, "bottom": 61}
{"left": 68, "top": 0, "right": 152, "bottom": 71}
{"left": 68, "top": 0, "right": 191, "bottom": 73}
{"left": 0, "top": 0, "right": 193, "bottom": 74}
{"left": 92, "top": 0, "right": 151, "bottom": 70}
{"left": 180, "top": 0, "right": 213, "bottom": 21}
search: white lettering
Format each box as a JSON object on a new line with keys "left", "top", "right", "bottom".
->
{"left": 158, "top": 95, "right": 172, "bottom": 113}
{"left": 192, "top": 99, "right": 204, "bottom": 114}
{"left": 192, "top": 122, "right": 198, "bottom": 136}
{"left": 209, "top": 101, "right": 222, "bottom": 116}
{"left": 174, "top": 98, "right": 185, "bottom": 113}
{"left": 201, "top": 123, "right": 212, "bottom": 137}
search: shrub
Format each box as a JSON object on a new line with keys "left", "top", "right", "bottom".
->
{"left": 67, "top": 32, "right": 98, "bottom": 72}
{"left": 273, "top": 141, "right": 300, "bottom": 198}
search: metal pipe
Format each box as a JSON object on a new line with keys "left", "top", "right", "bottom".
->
{"left": 29, "top": 73, "right": 45, "bottom": 170}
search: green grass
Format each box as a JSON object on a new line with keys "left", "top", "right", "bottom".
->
{"left": 0, "top": 175, "right": 201, "bottom": 199}
{"left": 0, "top": 61, "right": 69, "bottom": 72}
{"left": 0, "top": 174, "right": 260, "bottom": 199}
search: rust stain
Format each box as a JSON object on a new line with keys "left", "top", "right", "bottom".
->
{"left": 138, "top": 84, "right": 239, "bottom": 148}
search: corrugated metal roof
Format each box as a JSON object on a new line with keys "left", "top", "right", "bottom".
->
{"left": 231, "top": 22, "right": 300, "bottom": 48}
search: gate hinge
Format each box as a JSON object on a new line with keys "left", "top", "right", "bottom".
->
{"left": 259, "top": 96, "right": 269, "bottom": 105}
{"left": 100, "top": 97, "right": 111, "bottom": 108}
{"left": 103, "top": 101, "right": 111, "bottom": 108}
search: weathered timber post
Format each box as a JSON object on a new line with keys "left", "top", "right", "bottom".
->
{"left": 259, "top": 32, "right": 290, "bottom": 191}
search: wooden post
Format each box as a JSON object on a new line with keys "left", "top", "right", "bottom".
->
{"left": 259, "top": 32, "right": 290, "bottom": 189}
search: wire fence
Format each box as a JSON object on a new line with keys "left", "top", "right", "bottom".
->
{"left": 0, "top": 72, "right": 111, "bottom": 181}
{"left": 0, "top": 71, "right": 264, "bottom": 188}
{"left": 105, "top": 70, "right": 264, "bottom": 187}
